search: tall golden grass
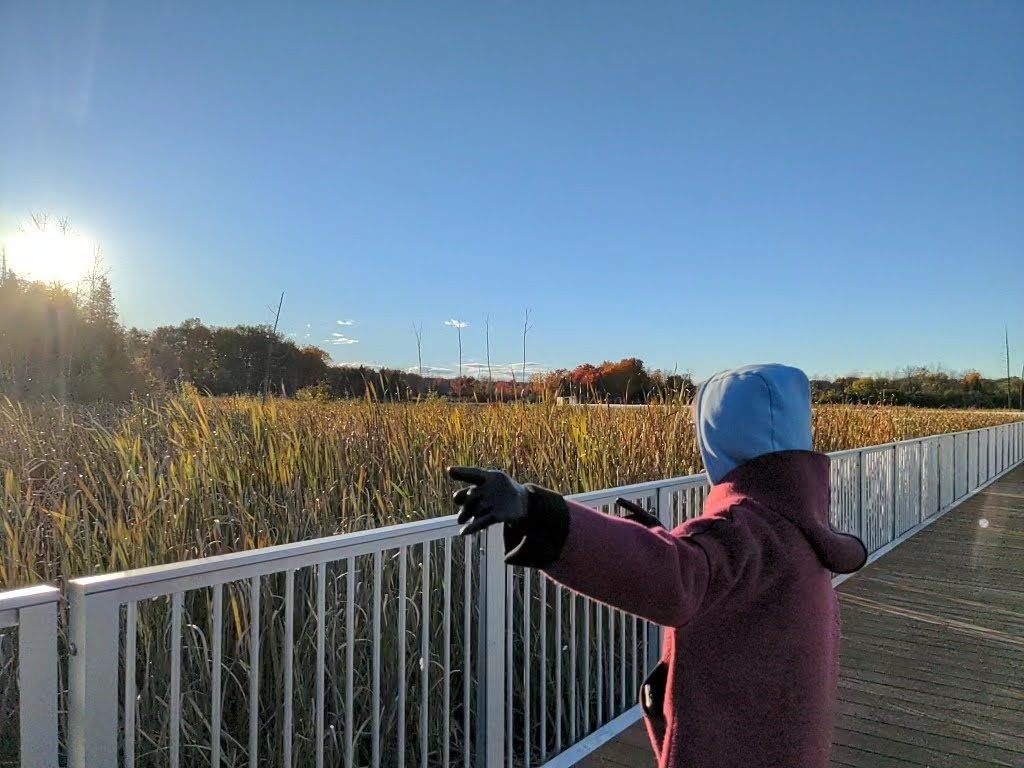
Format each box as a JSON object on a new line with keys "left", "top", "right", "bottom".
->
{"left": 2, "top": 390, "right": 1020, "bottom": 589}
{"left": 1, "top": 392, "right": 1020, "bottom": 767}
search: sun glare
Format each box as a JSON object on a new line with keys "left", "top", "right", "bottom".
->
{"left": 5, "top": 227, "right": 97, "bottom": 284}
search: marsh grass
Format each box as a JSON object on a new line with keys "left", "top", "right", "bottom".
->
{"left": 1, "top": 392, "right": 1020, "bottom": 766}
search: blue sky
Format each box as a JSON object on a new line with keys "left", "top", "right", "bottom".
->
{"left": 2, "top": 1, "right": 1022, "bottom": 380}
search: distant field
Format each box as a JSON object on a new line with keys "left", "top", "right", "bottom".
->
{"left": 1, "top": 391, "right": 1021, "bottom": 588}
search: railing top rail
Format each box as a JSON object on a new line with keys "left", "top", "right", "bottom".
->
{"left": 71, "top": 514, "right": 461, "bottom": 597}
{"left": 0, "top": 585, "right": 61, "bottom": 628}
{"left": 568, "top": 473, "right": 707, "bottom": 504}
{"left": 826, "top": 421, "right": 1023, "bottom": 459}
{"left": 0, "top": 584, "right": 61, "bottom": 611}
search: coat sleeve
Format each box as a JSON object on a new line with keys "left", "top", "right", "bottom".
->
{"left": 545, "top": 500, "right": 715, "bottom": 627}
{"left": 503, "top": 486, "right": 765, "bottom": 628}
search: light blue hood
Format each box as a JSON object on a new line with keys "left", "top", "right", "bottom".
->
{"left": 695, "top": 364, "right": 813, "bottom": 484}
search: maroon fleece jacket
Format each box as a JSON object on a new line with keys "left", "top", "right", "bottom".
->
{"left": 507, "top": 450, "right": 867, "bottom": 768}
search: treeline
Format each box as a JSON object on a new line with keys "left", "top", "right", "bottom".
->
{"left": 2, "top": 270, "right": 1021, "bottom": 408}
{"left": 0, "top": 270, "right": 692, "bottom": 402}
{"left": 812, "top": 369, "right": 1024, "bottom": 410}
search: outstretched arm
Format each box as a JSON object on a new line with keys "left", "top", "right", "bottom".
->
{"left": 509, "top": 489, "right": 711, "bottom": 627}
{"left": 448, "top": 467, "right": 714, "bottom": 628}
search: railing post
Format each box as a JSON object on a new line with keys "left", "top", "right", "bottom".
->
{"left": 12, "top": 590, "right": 60, "bottom": 768}
{"left": 950, "top": 435, "right": 955, "bottom": 503}
{"left": 856, "top": 450, "right": 866, "bottom": 549}
{"left": 966, "top": 431, "right": 971, "bottom": 493}
{"left": 68, "top": 584, "right": 121, "bottom": 768}
{"left": 891, "top": 444, "right": 898, "bottom": 544}
{"left": 939, "top": 437, "right": 947, "bottom": 510}
{"left": 917, "top": 440, "right": 925, "bottom": 525}
{"left": 477, "top": 524, "right": 507, "bottom": 768}
{"left": 989, "top": 428, "right": 995, "bottom": 481}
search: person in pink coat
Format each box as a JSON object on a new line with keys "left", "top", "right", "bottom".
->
{"left": 449, "top": 363, "right": 867, "bottom": 768}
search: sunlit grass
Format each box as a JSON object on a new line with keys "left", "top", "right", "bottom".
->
{"left": 1, "top": 390, "right": 1019, "bottom": 588}
{"left": 1, "top": 392, "right": 1020, "bottom": 767}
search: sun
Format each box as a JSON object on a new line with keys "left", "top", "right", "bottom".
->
{"left": 4, "top": 226, "right": 97, "bottom": 284}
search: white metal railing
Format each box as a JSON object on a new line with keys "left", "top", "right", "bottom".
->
{"left": 0, "top": 585, "right": 61, "bottom": 768}
{"left": 1, "top": 420, "right": 1021, "bottom": 768}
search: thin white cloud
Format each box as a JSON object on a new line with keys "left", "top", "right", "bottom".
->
{"left": 327, "top": 334, "right": 359, "bottom": 346}
{"left": 407, "top": 365, "right": 454, "bottom": 376}
{"left": 494, "top": 362, "right": 548, "bottom": 380}
{"left": 444, "top": 319, "right": 469, "bottom": 329}
{"left": 331, "top": 361, "right": 378, "bottom": 369}
{"left": 402, "top": 361, "right": 548, "bottom": 380}
{"left": 336, "top": 319, "right": 355, "bottom": 326}
{"left": 306, "top": 324, "right": 312, "bottom": 328}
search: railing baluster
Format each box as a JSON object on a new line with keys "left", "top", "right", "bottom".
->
{"left": 443, "top": 537, "right": 452, "bottom": 768}
{"left": 631, "top": 614, "right": 638, "bottom": 712}
{"left": 316, "top": 563, "right": 326, "bottom": 768}
{"left": 211, "top": 585, "right": 223, "bottom": 767}
{"left": 463, "top": 537, "right": 472, "bottom": 768}
{"left": 523, "top": 569, "right": 531, "bottom": 768}
{"left": 398, "top": 546, "right": 408, "bottom": 768}
{"left": 249, "top": 579, "right": 260, "bottom": 766}
{"left": 284, "top": 570, "right": 294, "bottom": 768}
{"left": 171, "top": 592, "right": 183, "bottom": 768}
{"left": 856, "top": 450, "right": 865, "bottom": 547}
{"left": 891, "top": 444, "right": 897, "bottom": 545}
{"left": 124, "top": 601, "right": 137, "bottom": 768}
{"left": 620, "top": 607, "right": 626, "bottom": 713}
{"left": 607, "top": 606, "right": 614, "bottom": 717}
{"left": 596, "top": 595, "right": 602, "bottom": 725}
{"left": 555, "top": 583, "right": 563, "bottom": 755}
{"left": 583, "top": 598, "right": 590, "bottom": 734}
{"left": 420, "top": 543, "right": 430, "bottom": 768}
{"left": 539, "top": 574, "right": 547, "bottom": 763}
{"left": 921, "top": 442, "right": 929, "bottom": 528}
{"left": 602, "top": 610, "right": 610, "bottom": 720}
{"left": 345, "top": 558, "right": 355, "bottom": 768}
{"left": 373, "top": 552, "right": 382, "bottom": 768}
{"left": 505, "top": 565, "right": 513, "bottom": 768}
{"left": 569, "top": 592, "right": 577, "bottom": 745}
{"left": 481, "top": 524, "right": 506, "bottom": 768}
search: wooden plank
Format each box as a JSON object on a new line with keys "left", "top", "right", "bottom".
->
{"left": 575, "top": 738, "right": 654, "bottom": 768}
{"left": 835, "top": 709, "right": 1022, "bottom": 766}
{"left": 838, "top": 638, "right": 1021, "bottom": 692}
{"left": 836, "top": 686, "right": 1024, "bottom": 747}
{"left": 837, "top": 661, "right": 1024, "bottom": 709}
{"left": 839, "top": 617, "right": 1024, "bottom": 657}
{"left": 612, "top": 723, "right": 652, "bottom": 750}
{"left": 835, "top": 696, "right": 1024, "bottom": 760}
{"left": 837, "top": 677, "right": 1024, "bottom": 736}
{"left": 840, "top": 611, "right": 1024, "bottom": 658}
{"left": 832, "top": 726, "right": 1004, "bottom": 768}
{"left": 829, "top": 743, "right": 926, "bottom": 768}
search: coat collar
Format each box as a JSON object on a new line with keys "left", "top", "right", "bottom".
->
{"left": 705, "top": 450, "right": 868, "bottom": 574}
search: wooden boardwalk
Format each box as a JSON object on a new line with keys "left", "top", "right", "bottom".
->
{"left": 577, "top": 465, "right": 1024, "bottom": 768}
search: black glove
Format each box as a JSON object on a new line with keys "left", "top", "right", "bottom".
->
{"left": 448, "top": 466, "right": 529, "bottom": 536}
{"left": 447, "top": 466, "right": 571, "bottom": 568}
